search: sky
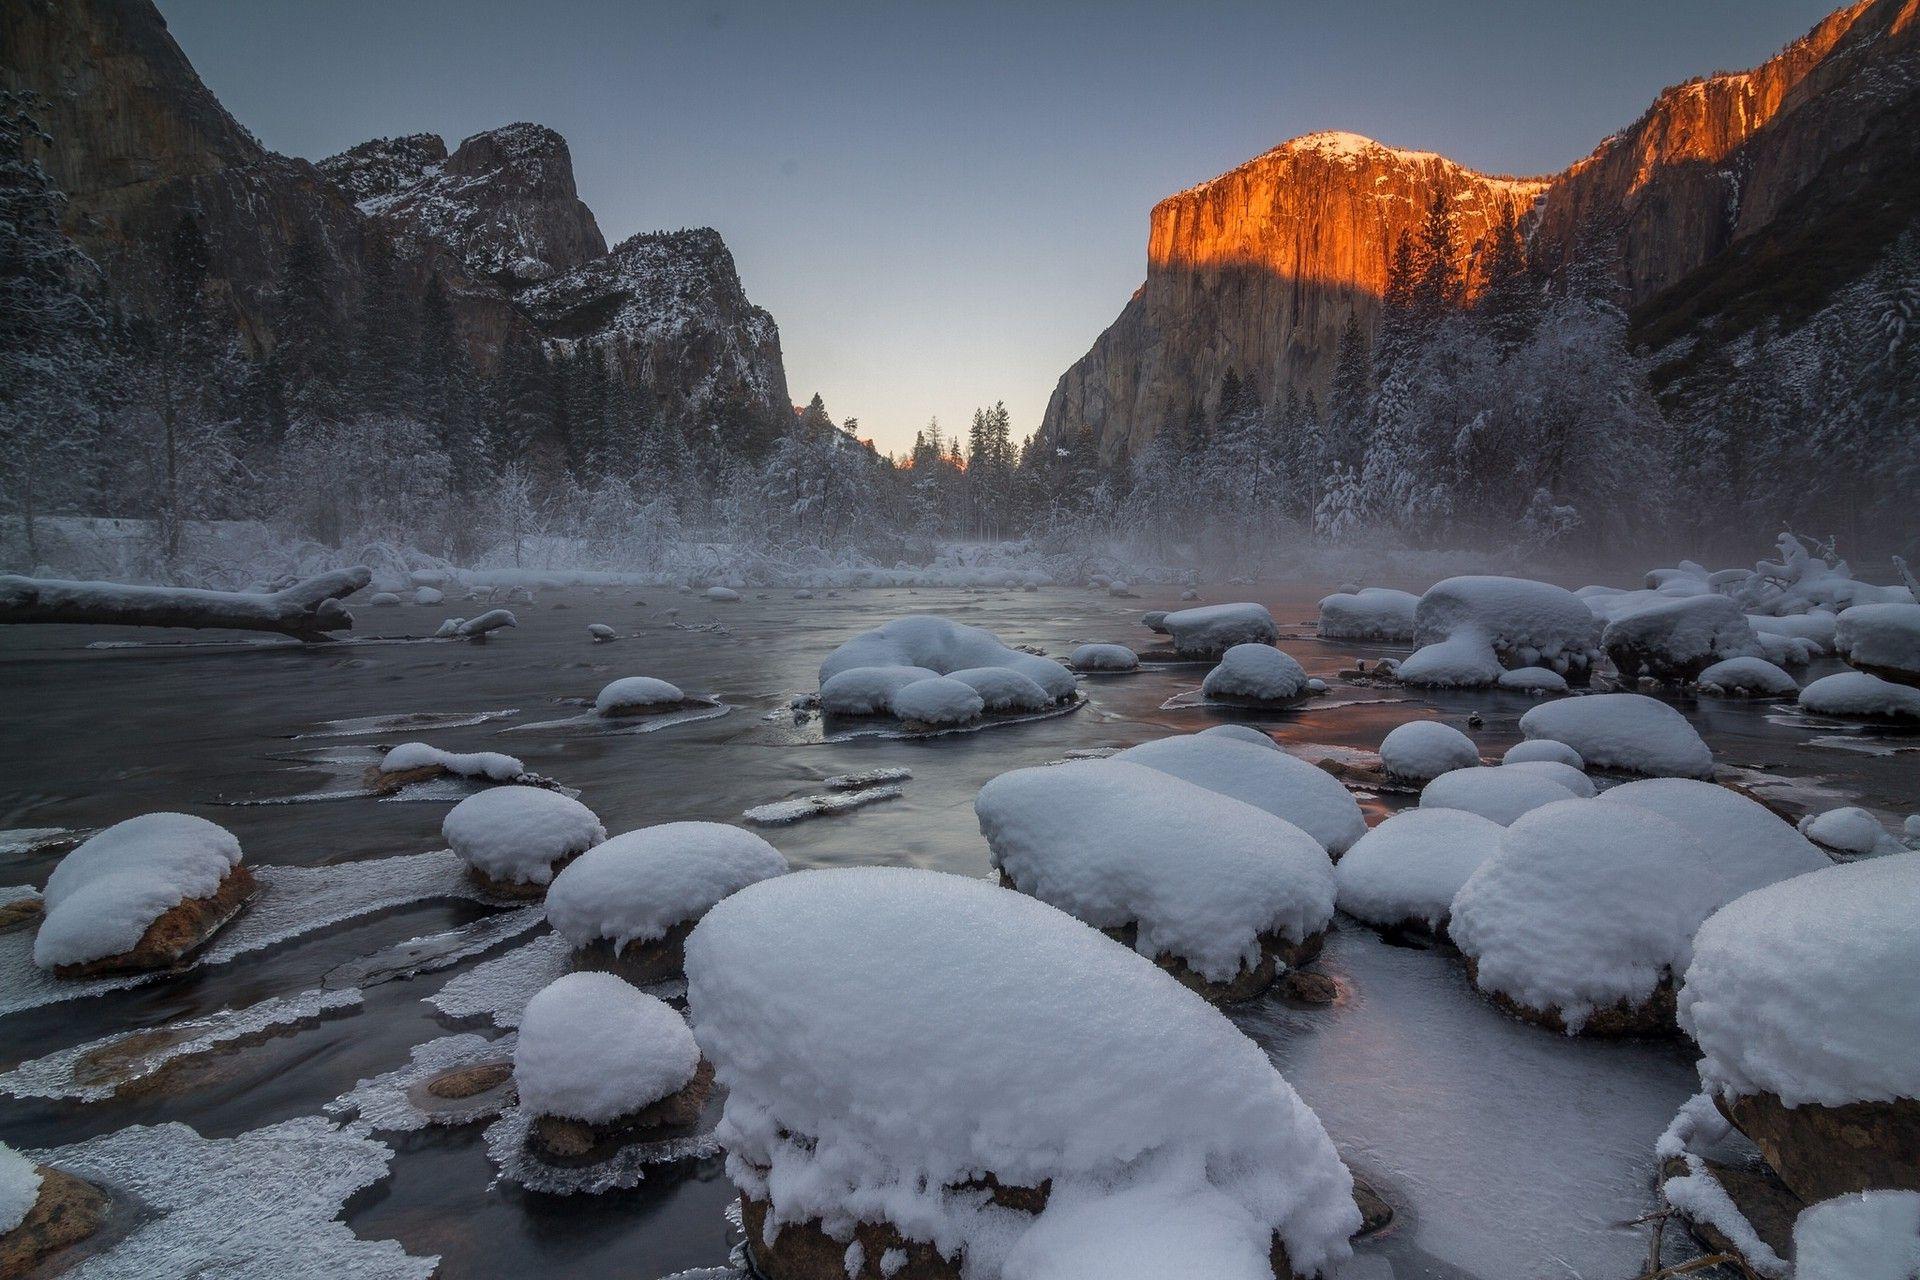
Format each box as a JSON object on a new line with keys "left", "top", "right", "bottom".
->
{"left": 161, "top": 0, "right": 1839, "bottom": 454}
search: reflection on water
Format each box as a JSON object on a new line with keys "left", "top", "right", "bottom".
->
{"left": 1, "top": 582, "right": 1912, "bottom": 1278}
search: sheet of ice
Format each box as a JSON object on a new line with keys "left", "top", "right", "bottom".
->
{"left": 596, "top": 675, "right": 687, "bottom": 714}
{"left": 1697, "top": 656, "right": 1798, "bottom": 695}
{"left": 1069, "top": 643, "right": 1139, "bottom": 672}
{"left": 0, "top": 986, "right": 362, "bottom": 1102}
{"left": 546, "top": 822, "right": 788, "bottom": 952}
{"left": 320, "top": 904, "right": 546, "bottom": 989}
{"left": 378, "top": 742, "right": 524, "bottom": 781}
{"left": 35, "top": 813, "right": 244, "bottom": 969}
{"left": 1160, "top": 602, "right": 1278, "bottom": 655}
{"left": 741, "top": 786, "right": 905, "bottom": 825}
{"left": 1500, "top": 739, "right": 1583, "bottom": 769}
{"left": 1419, "top": 766, "right": 1577, "bottom": 825}
{"left": 976, "top": 759, "right": 1334, "bottom": 981}
{"left": 29, "top": 1116, "right": 436, "bottom": 1279}
{"left": 1679, "top": 853, "right": 1920, "bottom": 1107}
{"left": 1519, "top": 693, "right": 1715, "bottom": 777}
{"left": 1200, "top": 643, "right": 1309, "bottom": 701}
{"left": 1315, "top": 588, "right": 1417, "bottom": 641}
{"left": 1794, "top": 1192, "right": 1920, "bottom": 1280}
{"left": 443, "top": 786, "right": 605, "bottom": 886}
{"left": 1378, "top": 720, "right": 1479, "bottom": 782}
{"left": 326, "top": 1032, "right": 516, "bottom": 1135}
{"left": 1333, "top": 808, "right": 1502, "bottom": 930}
{"left": 1113, "top": 733, "right": 1365, "bottom": 855}
{"left": 1800, "top": 671, "right": 1920, "bottom": 719}
{"left": 890, "top": 676, "right": 986, "bottom": 725}
{"left": 295, "top": 708, "right": 519, "bottom": 738}
{"left": 822, "top": 768, "right": 913, "bottom": 789}
{"left": 0, "top": 827, "right": 91, "bottom": 857}
{"left": 482, "top": 1102, "right": 718, "bottom": 1195}
{"left": 427, "top": 931, "right": 701, "bottom": 1029}
{"left": 0, "top": 1140, "right": 38, "bottom": 1235}
{"left": 684, "top": 867, "right": 1360, "bottom": 1277}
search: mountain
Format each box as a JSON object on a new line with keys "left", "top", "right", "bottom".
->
{"left": 0, "top": 0, "right": 789, "bottom": 431}
{"left": 1042, "top": 0, "right": 1920, "bottom": 460}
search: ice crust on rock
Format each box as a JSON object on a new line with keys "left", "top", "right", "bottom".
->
{"left": 1419, "top": 766, "right": 1578, "bottom": 826}
{"left": 35, "top": 813, "right": 245, "bottom": 969}
{"left": 1793, "top": 1191, "right": 1920, "bottom": 1280}
{"left": 1378, "top": 720, "right": 1479, "bottom": 782}
{"left": 0, "top": 1139, "right": 39, "bottom": 1235}
{"left": 1518, "top": 693, "right": 1714, "bottom": 778}
{"left": 1679, "top": 853, "right": 1920, "bottom": 1108}
{"left": 1159, "top": 602, "right": 1278, "bottom": 655}
{"left": 326, "top": 1032, "right": 514, "bottom": 1134}
{"left": 1112, "top": 733, "right": 1365, "bottom": 855}
{"left": 1333, "top": 808, "right": 1502, "bottom": 932}
{"left": 683, "top": 867, "right": 1361, "bottom": 1279}
{"left": 1501, "top": 739, "right": 1583, "bottom": 768}
{"left": 595, "top": 676, "right": 687, "bottom": 714}
{"left": 545, "top": 821, "right": 787, "bottom": 953}
{"left": 819, "top": 616, "right": 1075, "bottom": 702}
{"left": 1452, "top": 784, "right": 1827, "bottom": 1030}
{"left": 976, "top": 759, "right": 1336, "bottom": 981}
{"left": 1800, "top": 671, "right": 1920, "bottom": 720}
{"left": 890, "top": 676, "right": 987, "bottom": 725}
{"left": 443, "top": 786, "right": 605, "bottom": 886}
{"left": 1315, "top": 588, "right": 1417, "bottom": 641}
{"left": 1070, "top": 643, "right": 1139, "bottom": 672}
{"left": 515, "top": 972, "right": 700, "bottom": 1123}
{"left": 378, "top": 742, "right": 524, "bottom": 781}
{"left": 1835, "top": 603, "right": 1920, "bottom": 685}
{"left": 1697, "top": 656, "right": 1798, "bottom": 696}
{"left": 1200, "top": 643, "right": 1309, "bottom": 701}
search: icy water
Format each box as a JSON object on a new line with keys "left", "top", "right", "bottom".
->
{"left": 0, "top": 582, "right": 1912, "bottom": 1279}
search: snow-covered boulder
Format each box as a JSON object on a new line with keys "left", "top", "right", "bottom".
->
{"left": 1107, "top": 580, "right": 1135, "bottom": 598}
{"left": 595, "top": 676, "right": 691, "bottom": 716}
{"left": 586, "top": 623, "right": 616, "bottom": 643}
{"left": 1797, "top": 807, "right": 1903, "bottom": 856}
{"left": 1411, "top": 576, "right": 1600, "bottom": 681}
{"left": 1159, "top": 603, "right": 1278, "bottom": 657}
{"left": 413, "top": 587, "right": 444, "bottom": 607}
{"left": 706, "top": 586, "right": 741, "bottom": 602}
{"left": 1792, "top": 1191, "right": 1920, "bottom": 1280}
{"left": 369, "top": 742, "right": 525, "bottom": 793}
{"left": 34, "top": 814, "right": 254, "bottom": 976}
{"left": 976, "top": 759, "right": 1336, "bottom": 997}
{"left": 1697, "top": 656, "right": 1797, "bottom": 697}
{"left": 367, "top": 591, "right": 403, "bottom": 607}
{"left": 1333, "top": 808, "right": 1502, "bottom": 937}
{"left": 515, "top": 972, "right": 710, "bottom": 1163}
{"left": 684, "top": 867, "right": 1362, "bottom": 1278}
{"left": 1518, "top": 693, "right": 1714, "bottom": 778}
{"left": 1069, "top": 643, "right": 1139, "bottom": 673}
{"left": 1396, "top": 633, "right": 1505, "bottom": 688}
{"left": 1800, "top": 671, "right": 1920, "bottom": 720}
{"left": 545, "top": 821, "right": 788, "bottom": 980}
{"left": 891, "top": 677, "right": 987, "bottom": 726}
{"left": 443, "top": 786, "right": 605, "bottom": 896}
{"left": 1201, "top": 643, "right": 1310, "bottom": 703}
{"left": 1733, "top": 534, "right": 1914, "bottom": 616}
{"left": 1749, "top": 609, "right": 1839, "bottom": 650}
{"left": 1496, "top": 666, "right": 1568, "bottom": 693}
{"left": 1419, "top": 766, "right": 1579, "bottom": 826}
{"left": 1752, "top": 629, "right": 1821, "bottom": 667}
{"left": 1378, "top": 720, "right": 1479, "bottom": 783}
{"left": 1140, "top": 610, "right": 1170, "bottom": 634}
{"left": 1836, "top": 603, "right": 1920, "bottom": 688}
{"left": 1112, "top": 733, "right": 1365, "bottom": 856}
{"left": 1498, "top": 759, "right": 1594, "bottom": 797}
{"left": 820, "top": 665, "right": 940, "bottom": 715}
{"left": 945, "top": 667, "right": 1053, "bottom": 712}
{"left": 819, "top": 616, "right": 1076, "bottom": 706}
{"left": 1316, "top": 588, "right": 1418, "bottom": 642}
{"left": 1602, "top": 594, "right": 1761, "bottom": 681}
{"left": 1501, "top": 739, "right": 1583, "bottom": 769}
{"left": 1679, "top": 854, "right": 1920, "bottom": 1202}
{"left": 1451, "top": 782, "right": 1827, "bottom": 1034}
{"left": 1198, "top": 723, "right": 1279, "bottom": 751}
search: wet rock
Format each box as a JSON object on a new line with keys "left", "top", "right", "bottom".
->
{"left": 1102, "top": 920, "right": 1326, "bottom": 1004}
{"left": 1276, "top": 968, "right": 1340, "bottom": 1006}
{"left": 1717, "top": 1091, "right": 1920, "bottom": 1203}
{"left": 1657, "top": 1153, "right": 1801, "bottom": 1268}
{"left": 51, "top": 865, "right": 257, "bottom": 979}
{"left": 0, "top": 896, "right": 45, "bottom": 932}
{"left": 426, "top": 1061, "right": 513, "bottom": 1100}
{"left": 1464, "top": 957, "right": 1678, "bottom": 1037}
{"left": 527, "top": 1059, "right": 714, "bottom": 1165}
{"left": 567, "top": 921, "right": 697, "bottom": 984}
{"left": 0, "top": 1166, "right": 110, "bottom": 1275}
{"left": 1351, "top": 1174, "right": 1394, "bottom": 1236}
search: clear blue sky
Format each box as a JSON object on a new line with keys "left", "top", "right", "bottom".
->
{"left": 161, "top": 0, "right": 1838, "bottom": 453}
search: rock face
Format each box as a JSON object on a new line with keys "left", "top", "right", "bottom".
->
{"left": 1044, "top": 0, "right": 1920, "bottom": 460}
{"left": 1, "top": 0, "right": 788, "bottom": 428}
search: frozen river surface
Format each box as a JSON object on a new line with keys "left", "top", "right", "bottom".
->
{"left": 1, "top": 582, "right": 1912, "bottom": 1279}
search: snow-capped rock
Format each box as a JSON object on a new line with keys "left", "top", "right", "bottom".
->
{"left": 595, "top": 676, "right": 689, "bottom": 716}
{"left": 1419, "top": 766, "right": 1579, "bottom": 826}
{"left": 514, "top": 972, "right": 699, "bottom": 1125}
{"left": 1378, "top": 720, "right": 1479, "bottom": 783}
{"left": 1835, "top": 602, "right": 1920, "bottom": 687}
{"left": 1158, "top": 603, "right": 1278, "bottom": 656}
{"left": 1518, "top": 693, "right": 1714, "bottom": 778}
{"left": 1601, "top": 594, "right": 1762, "bottom": 681}
{"left": 1316, "top": 587, "right": 1418, "bottom": 641}
{"left": 1112, "top": 733, "right": 1365, "bottom": 856}
{"left": 1200, "top": 643, "right": 1310, "bottom": 702}
{"left": 443, "top": 786, "right": 605, "bottom": 893}
{"left": 1800, "top": 671, "right": 1920, "bottom": 720}
{"left": 1070, "top": 643, "right": 1139, "bottom": 673}
{"left": 1697, "top": 656, "right": 1798, "bottom": 696}
{"left": 1334, "top": 808, "right": 1503, "bottom": 935}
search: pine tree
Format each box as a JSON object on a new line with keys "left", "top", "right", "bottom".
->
{"left": 1475, "top": 207, "right": 1537, "bottom": 353}
{"left": 271, "top": 230, "right": 344, "bottom": 421}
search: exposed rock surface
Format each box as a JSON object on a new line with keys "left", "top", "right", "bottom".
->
{"left": 0, "top": 1166, "right": 110, "bottom": 1275}
{"left": 1718, "top": 1090, "right": 1920, "bottom": 1203}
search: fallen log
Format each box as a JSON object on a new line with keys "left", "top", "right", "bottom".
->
{"left": 0, "top": 567, "right": 372, "bottom": 641}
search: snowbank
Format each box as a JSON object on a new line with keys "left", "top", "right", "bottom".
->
{"left": 1159, "top": 603, "right": 1278, "bottom": 656}
{"left": 1800, "top": 671, "right": 1920, "bottom": 720}
{"left": 378, "top": 742, "right": 523, "bottom": 781}
{"left": 683, "top": 867, "right": 1361, "bottom": 1278}
{"left": 1333, "top": 808, "right": 1502, "bottom": 932}
{"left": 1696, "top": 656, "right": 1797, "bottom": 697}
{"left": 1502, "top": 739, "right": 1583, "bottom": 769}
{"left": 595, "top": 676, "right": 688, "bottom": 715}
{"left": 1518, "top": 694, "right": 1714, "bottom": 778}
{"left": 1412, "top": 576, "right": 1599, "bottom": 678}
{"left": 514, "top": 972, "right": 700, "bottom": 1124}
{"left": 819, "top": 616, "right": 1076, "bottom": 703}
{"left": 1452, "top": 784, "right": 1826, "bottom": 1032}
{"left": 1601, "top": 594, "right": 1760, "bottom": 681}
{"left": 1316, "top": 588, "right": 1418, "bottom": 641}
{"left": 1378, "top": 721, "right": 1479, "bottom": 782}
{"left": 443, "top": 787, "right": 606, "bottom": 888}
{"left": 1793, "top": 1192, "right": 1920, "bottom": 1280}
{"left": 0, "top": 1140, "right": 39, "bottom": 1235}
{"left": 1201, "top": 643, "right": 1310, "bottom": 702}
{"left": 35, "top": 814, "right": 244, "bottom": 970}
{"left": 545, "top": 822, "right": 788, "bottom": 956}
{"left": 1419, "top": 766, "right": 1578, "bottom": 826}
{"left": 1112, "top": 734, "right": 1365, "bottom": 856}
{"left": 1679, "top": 853, "right": 1920, "bottom": 1107}
{"left": 1069, "top": 643, "right": 1139, "bottom": 673}
{"left": 975, "top": 759, "right": 1335, "bottom": 983}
